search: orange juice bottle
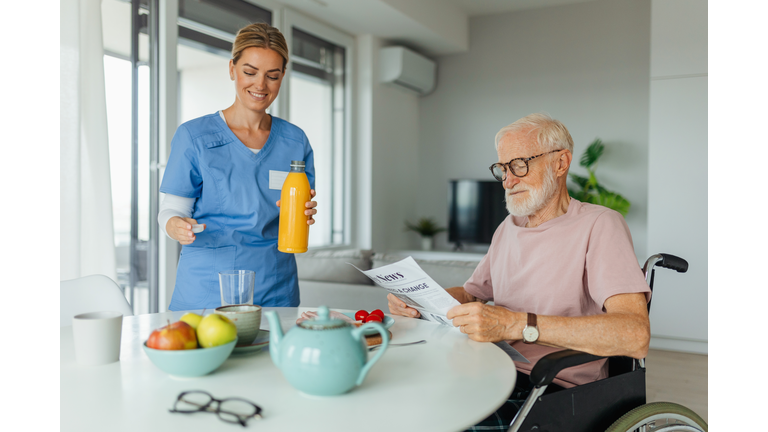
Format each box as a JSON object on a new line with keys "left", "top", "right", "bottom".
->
{"left": 278, "top": 160, "right": 311, "bottom": 253}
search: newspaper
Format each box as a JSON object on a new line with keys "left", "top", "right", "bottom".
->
{"left": 352, "top": 256, "right": 461, "bottom": 326}
{"left": 352, "top": 256, "right": 530, "bottom": 363}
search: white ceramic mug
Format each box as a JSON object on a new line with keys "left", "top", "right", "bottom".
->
{"left": 72, "top": 311, "right": 124, "bottom": 366}
{"left": 215, "top": 305, "right": 262, "bottom": 346}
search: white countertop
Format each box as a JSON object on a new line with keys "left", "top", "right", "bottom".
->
{"left": 61, "top": 308, "right": 515, "bottom": 432}
{"left": 385, "top": 250, "right": 486, "bottom": 261}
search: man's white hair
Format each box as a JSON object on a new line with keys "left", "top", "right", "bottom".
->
{"left": 494, "top": 113, "right": 574, "bottom": 153}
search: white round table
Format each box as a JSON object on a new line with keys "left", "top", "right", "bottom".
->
{"left": 61, "top": 308, "right": 516, "bottom": 432}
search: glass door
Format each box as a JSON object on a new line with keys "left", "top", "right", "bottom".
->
{"left": 102, "top": 0, "right": 273, "bottom": 314}
{"left": 288, "top": 27, "right": 348, "bottom": 247}
{"left": 102, "top": 0, "right": 151, "bottom": 313}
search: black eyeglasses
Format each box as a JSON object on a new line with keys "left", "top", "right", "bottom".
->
{"left": 489, "top": 149, "right": 563, "bottom": 181}
{"left": 169, "top": 390, "right": 263, "bottom": 427}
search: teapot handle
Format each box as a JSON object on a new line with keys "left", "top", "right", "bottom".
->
{"left": 351, "top": 322, "right": 389, "bottom": 386}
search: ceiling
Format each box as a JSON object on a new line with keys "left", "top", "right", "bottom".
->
{"left": 443, "top": 0, "right": 597, "bottom": 17}
{"left": 270, "top": 0, "right": 599, "bottom": 55}
{"left": 101, "top": 0, "right": 601, "bottom": 66}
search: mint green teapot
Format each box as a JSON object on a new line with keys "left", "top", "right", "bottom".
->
{"left": 265, "top": 306, "right": 390, "bottom": 396}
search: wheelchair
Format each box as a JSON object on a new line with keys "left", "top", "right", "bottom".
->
{"left": 505, "top": 253, "right": 708, "bottom": 432}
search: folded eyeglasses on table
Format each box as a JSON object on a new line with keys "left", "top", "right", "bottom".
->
{"left": 169, "top": 390, "right": 263, "bottom": 427}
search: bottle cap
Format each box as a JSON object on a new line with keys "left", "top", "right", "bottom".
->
{"left": 290, "top": 160, "right": 305, "bottom": 167}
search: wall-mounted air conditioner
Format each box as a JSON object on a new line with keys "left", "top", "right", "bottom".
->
{"left": 380, "top": 46, "right": 436, "bottom": 96}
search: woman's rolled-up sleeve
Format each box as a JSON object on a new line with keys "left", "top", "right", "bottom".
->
{"left": 160, "top": 124, "right": 203, "bottom": 198}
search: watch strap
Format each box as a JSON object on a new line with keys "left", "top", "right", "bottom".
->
{"left": 527, "top": 313, "right": 537, "bottom": 327}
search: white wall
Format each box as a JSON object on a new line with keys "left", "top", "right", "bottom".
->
{"left": 647, "top": 0, "right": 707, "bottom": 354}
{"left": 416, "top": 0, "right": 652, "bottom": 259}
{"left": 353, "top": 35, "right": 421, "bottom": 252}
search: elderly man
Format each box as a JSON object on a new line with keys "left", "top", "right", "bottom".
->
{"left": 388, "top": 113, "right": 651, "bottom": 430}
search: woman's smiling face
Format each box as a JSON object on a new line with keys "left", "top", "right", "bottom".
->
{"left": 229, "top": 46, "right": 285, "bottom": 112}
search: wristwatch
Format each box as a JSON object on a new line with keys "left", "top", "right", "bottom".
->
{"left": 522, "top": 313, "right": 539, "bottom": 344}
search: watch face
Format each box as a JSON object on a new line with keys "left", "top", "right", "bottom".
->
{"left": 523, "top": 326, "right": 539, "bottom": 342}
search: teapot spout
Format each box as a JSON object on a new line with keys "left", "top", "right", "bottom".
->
{"left": 265, "top": 311, "right": 283, "bottom": 367}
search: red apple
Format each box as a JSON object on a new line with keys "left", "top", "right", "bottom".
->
{"left": 147, "top": 320, "right": 198, "bottom": 350}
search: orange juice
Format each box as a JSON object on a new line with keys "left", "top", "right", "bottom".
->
{"left": 278, "top": 161, "right": 311, "bottom": 253}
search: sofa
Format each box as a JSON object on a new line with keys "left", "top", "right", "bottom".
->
{"left": 295, "top": 249, "right": 482, "bottom": 311}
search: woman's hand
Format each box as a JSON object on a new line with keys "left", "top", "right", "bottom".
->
{"left": 276, "top": 189, "right": 318, "bottom": 225}
{"left": 166, "top": 217, "right": 205, "bottom": 245}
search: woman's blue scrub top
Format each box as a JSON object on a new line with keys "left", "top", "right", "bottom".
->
{"left": 160, "top": 113, "right": 315, "bottom": 311}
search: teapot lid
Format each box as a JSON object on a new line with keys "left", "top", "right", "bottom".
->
{"left": 298, "top": 306, "right": 349, "bottom": 330}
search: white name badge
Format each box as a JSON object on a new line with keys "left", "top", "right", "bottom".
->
{"left": 269, "top": 170, "right": 290, "bottom": 190}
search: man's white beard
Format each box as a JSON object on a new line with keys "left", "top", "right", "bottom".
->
{"left": 505, "top": 167, "right": 558, "bottom": 217}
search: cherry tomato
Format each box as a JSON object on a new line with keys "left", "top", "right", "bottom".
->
{"left": 370, "top": 309, "right": 385, "bottom": 319}
{"left": 363, "top": 314, "right": 383, "bottom": 323}
{"left": 354, "top": 310, "right": 369, "bottom": 321}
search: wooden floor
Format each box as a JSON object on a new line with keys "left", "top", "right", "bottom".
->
{"left": 645, "top": 349, "right": 708, "bottom": 423}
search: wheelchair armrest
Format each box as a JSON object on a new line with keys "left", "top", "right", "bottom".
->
{"left": 529, "top": 349, "right": 604, "bottom": 388}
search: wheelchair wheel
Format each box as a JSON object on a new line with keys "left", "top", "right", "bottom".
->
{"left": 605, "top": 401, "right": 708, "bottom": 432}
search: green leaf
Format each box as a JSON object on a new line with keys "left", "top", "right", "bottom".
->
{"left": 579, "top": 139, "right": 604, "bottom": 169}
{"left": 582, "top": 193, "right": 600, "bottom": 205}
{"left": 594, "top": 183, "right": 608, "bottom": 194}
{"left": 594, "top": 192, "right": 631, "bottom": 216}
{"left": 568, "top": 188, "right": 589, "bottom": 201}
{"left": 587, "top": 170, "right": 599, "bottom": 189}
{"left": 404, "top": 217, "right": 447, "bottom": 236}
{"left": 568, "top": 173, "right": 590, "bottom": 190}
{"left": 570, "top": 139, "right": 631, "bottom": 215}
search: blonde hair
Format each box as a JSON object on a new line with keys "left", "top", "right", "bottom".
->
{"left": 231, "top": 23, "right": 289, "bottom": 70}
{"left": 494, "top": 113, "right": 574, "bottom": 153}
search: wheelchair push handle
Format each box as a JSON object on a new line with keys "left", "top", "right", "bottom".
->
{"left": 643, "top": 253, "right": 688, "bottom": 278}
{"left": 657, "top": 253, "right": 688, "bottom": 273}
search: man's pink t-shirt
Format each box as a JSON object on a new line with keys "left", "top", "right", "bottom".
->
{"left": 463, "top": 198, "right": 651, "bottom": 388}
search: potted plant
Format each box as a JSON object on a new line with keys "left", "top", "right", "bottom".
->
{"left": 568, "top": 138, "right": 631, "bottom": 216}
{"left": 405, "top": 217, "right": 447, "bottom": 251}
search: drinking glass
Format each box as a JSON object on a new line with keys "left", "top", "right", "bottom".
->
{"left": 219, "top": 270, "right": 255, "bottom": 306}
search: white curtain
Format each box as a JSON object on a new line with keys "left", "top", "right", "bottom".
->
{"left": 60, "top": 0, "right": 117, "bottom": 282}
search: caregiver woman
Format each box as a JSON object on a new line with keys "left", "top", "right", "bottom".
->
{"left": 158, "top": 23, "right": 318, "bottom": 311}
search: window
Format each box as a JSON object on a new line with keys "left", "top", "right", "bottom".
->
{"left": 102, "top": 0, "right": 274, "bottom": 313}
{"left": 102, "top": 0, "right": 153, "bottom": 312}
{"left": 101, "top": 1, "right": 354, "bottom": 314}
{"left": 287, "top": 24, "right": 352, "bottom": 248}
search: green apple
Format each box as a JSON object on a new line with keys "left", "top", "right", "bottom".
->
{"left": 197, "top": 314, "right": 237, "bottom": 348}
{"left": 179, "top": 312, "right": 203, "bottom": 330}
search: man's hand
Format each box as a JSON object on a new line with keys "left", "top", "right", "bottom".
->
{"left": 446, "top": 302, "right": 524, "bottom": 343}
{"left": 389, "top": 287, "right": 482, "bottom": 319}
{"left": 166, "top": 217, "right": 204, "bottom": 245}
{"left": 387, "top": 293, "right": 421, "bottom": 318}
{"left": 276, "top": 189, "right": 318, "bottom": 225}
